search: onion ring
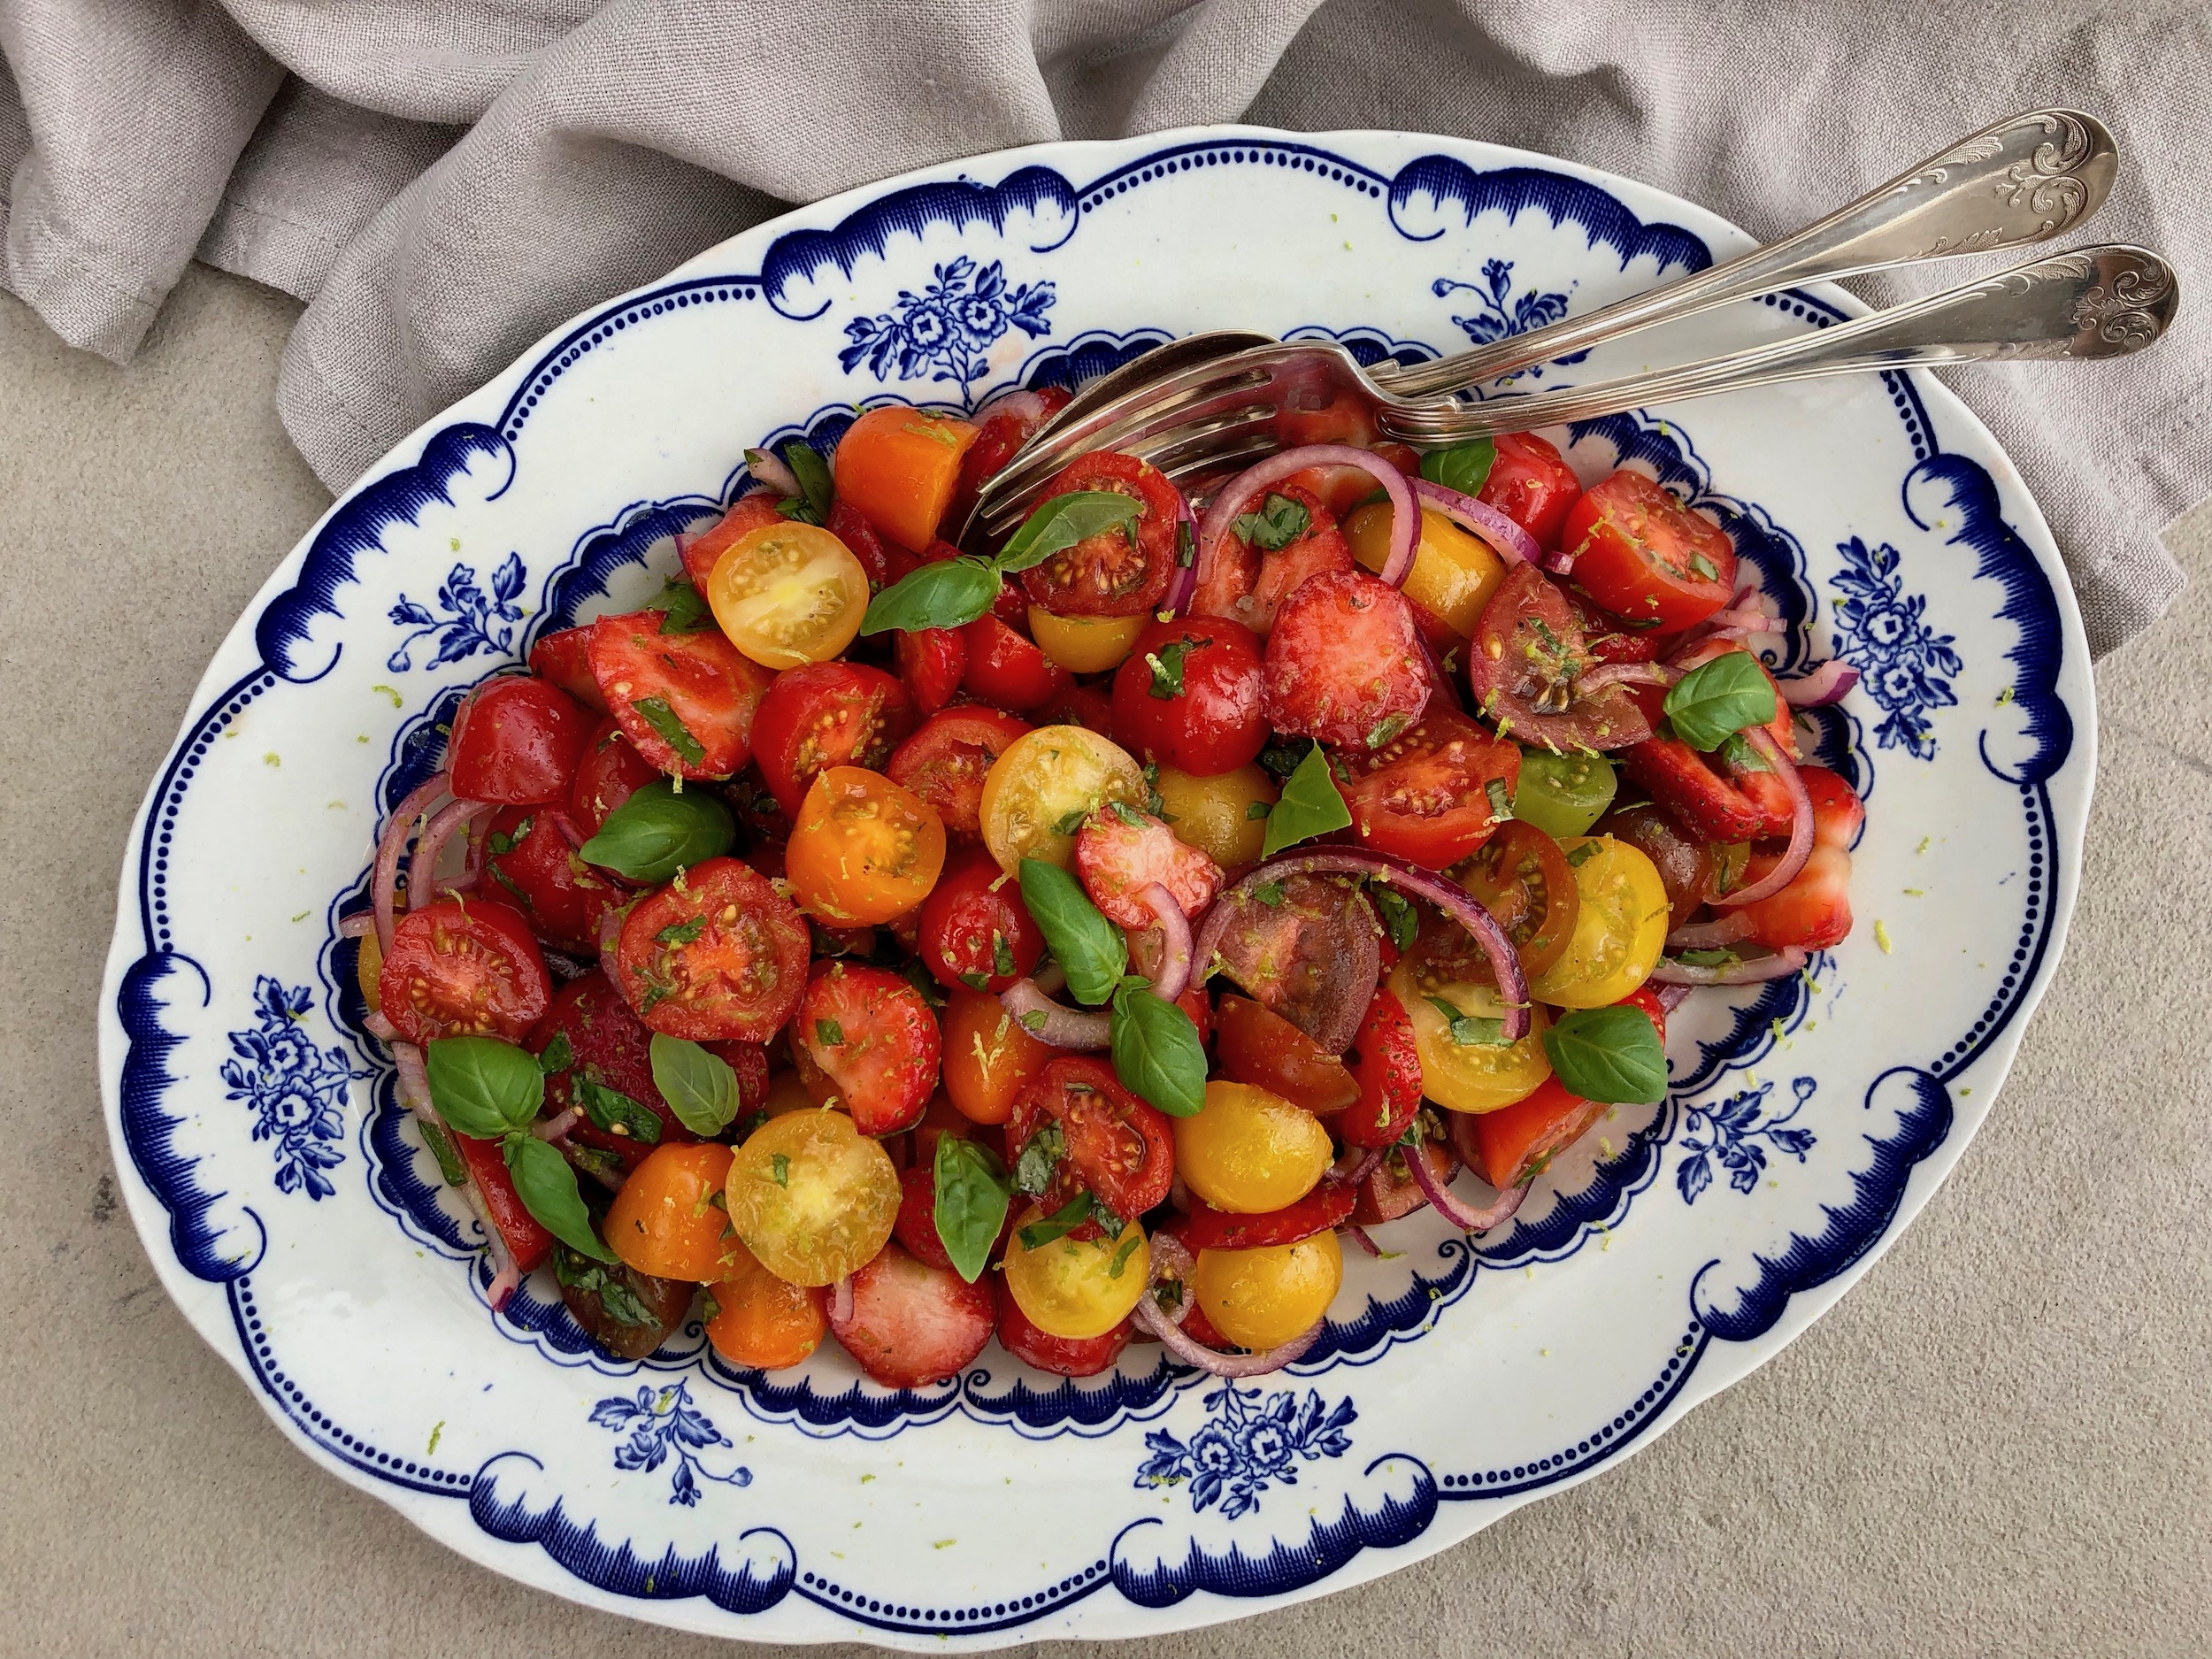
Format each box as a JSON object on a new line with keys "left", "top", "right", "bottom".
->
{"left": 1159, "top": 487, "right": 1202, "bottom": 617}
{"left": 1653, "top": 981, "right": 1696, "bottom": 1013}
{"left": 371, "top": 773, "right": 450, "bottom": 956}
{"left": 410, "top": 798, "right": 493, "bottom": 907}
{"left": 1708, "top": 727, "right": 1813, "bottom": 907}
{"left": 743, "top": 448, "right": 803, "bottom": 499}
{"left": 1409, "top": 478, "right": 1541, "bottom": 570}
{"left": 1779, "top": 660, "right": 1861, "bottom": 708}
{"left": 1403, "top": 1148, "right": 1528, "bottom": 1233}
{"left": 999, "top": 979, "right": 1111, "bottom": 1049}
{"left": 337, "top": 912, "right": 376, "bottom": 940}
{"left": 1665, "top": 910, "right": 1758, "bottom": 953}
{"left": 1576, "top": 661, "right": 1679, "bottom": 696}
{"left": 1344, "top": 1224, "right": 1382, "bottom": 1258}
{"left": 1647, "top": 946, "right": 1809, "bottom": 985}
{"left": 1196, "top": 444, "right": 1417, "bottom": 592}
{"left": 533, "top": 1107, "right": 582, "bottom": 1142}
{"left": 1133, "top": 882, "right": 1192, "bottom": 1002}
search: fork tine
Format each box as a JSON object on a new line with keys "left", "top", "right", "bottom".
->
{"left": 975, "top": 407, "right": 1280, "bottom": 540}
{"left": 978, "top": 377, "right": 1279, "bottom": 518}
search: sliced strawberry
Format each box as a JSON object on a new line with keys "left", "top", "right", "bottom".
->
{"left": 995, "top": 1278, "right": 1130, "bottom": 1377}
{"left": 1739, "top": 843, "right": 1854, "bottom": 949}
{"left": 829, "top": 1243, "right": 995, "bottom": 1387}
{"left": 892, "top": 1165, "right": 955, "bottom": 1271}
{"left": 527, "top": 626, "right": 610, "bottom": 713}
{"left": 1074, "top": 806, "right": 1223, "bottom": 927}
{"left": 1190, "top": 482, "right": 1355, "bottom": 635}
{"left": 1619, "top": 738, "right": 1770, "bottom": 843}
{"left": 680, "top": 492, "right": 784, "bottom": 589}
{"left": 1800, "top": 765, "right": 1864, "bottom": 849}
{"left": 1262, "top": 570, "right": 1431, "bottom": 749}
{"left": 828, "top": 499, "right": 898, "bottom": 591}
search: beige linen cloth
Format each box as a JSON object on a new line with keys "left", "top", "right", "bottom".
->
{"left": 1, "top": 0, "right": 2203, "bottom": 655}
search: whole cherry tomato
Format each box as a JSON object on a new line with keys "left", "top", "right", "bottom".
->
{"left": 749, "top": 661, "right": 917, "bottom": 819}
{"left": 960, "top": 611, "right": 1072, "bottom": 712}
{"left": 1478, "top": 431, "right": 1584, "bottom": 549}
{"left": 1109, "top": 616, "right": 1268, "bottom": 777}
{"left": 567, "top": 717, "right": 661, "bottom": 837}
{"left": 917, "top": 845, "right": 1045, "bottom": 994}
{"left": 449, "top": 675, "right": 595, "bottom": 805}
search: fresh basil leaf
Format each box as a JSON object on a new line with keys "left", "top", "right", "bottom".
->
{"left": 1018, "top": 1191, "right": 1097, "bottom": 1251}
{"left": 1366, "top": 710, "right": 1415, "bottom": 749}
{"left": 646, "top": 577, "right": 715, "bottom": 634}
{"left": 1418, "top": 437, "right": 1497, "bottom": 497}
{"left": 552, "top": 1246, "right": 660, "bottom": 1326}
{"left": 933, "top": 1135, "right": 1011, "bottom": 1283}
{"left": 648, "top": 1032, "right": 741, "bottom": 1137}
{"left": 1018, "top": 857, "right": 1126, "bottom": 1006}
{"left": 536, "top": 1032, "right": 573, "bottom": 1075}
{"left": 858, "top": 557, "right": 1001, "bottom": 635}
{"left": 503, "top": 1132, "right": 618, "bottom": 1262}
{"left": 1256, "top": 740, "right": 1305, "bottom": 783}
{"left": 783, "top": 441, "right": 834, "bottom": 521}
{"left": 1565, "top": 840, "right": 1601, "bottom": 866}
{"left": 487, "top": 816, "right": 529, "bottom": 856}
{"left": 1013, "top": 1120, "right": 1065, "bottom": 1196}
{"left": 1717, "top": 731, "right": 1770, "bottom": 773}
{"left": 572, "top": 1072, "right": 664, "bottom": 1144}
{"left": 993, "top": 490, "right": 1144, "bottom": 576}
{"left": 425, "top": 1036, "right": 544, "bottom": 1139}
{"left": 578, "top": 779, "right": 734, "bottom": 881}
{"left": 628, "top": 696, "right": 706, "bottom": 767}
{"left": 1146, "top": 638, "right": 1202, "bottom": 700}
{"left": 1425, "top": 996, "right": 1513, "bottom": 1047}
{"left": 1245, "top": 799, "right": 1272, "bottom": 820}
{"left": 1663, "top": 652, "right": 1778, "bottom": 752}
{"left": 1110, "top": 985, "right": 1206, "bottom": 1118}
{"left": 1232, "top": 492, "right": 1311, "bottom": 551}
{"left": 1541, "top": 1003, "right": 1667, "bottom": 1104}
{"left": 1261, "top": 741, "right": 1353, "bottom": 859}
{"left": 1371, "top": 884, "right": 1418, "bottom": 954}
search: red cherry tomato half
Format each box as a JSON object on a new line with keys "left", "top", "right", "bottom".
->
{"left": 959, "top": 611, "right": 1072, "bottom": 712}
{"left": 1561, "top": 469, "right": 1736, "bottom": 631}
{"left": 827, "top": 1242, "right": 995, "bottom": 1387}
{"left": 894, "top": 627, "right": 966, "bottom": 718}
{"left": 945, "top": 387, "right": 1075, "bottom": 536}
{"left": 567, "top": 717, "right": 661, "bottom": 837}
{"left": 1351, "top": 1133, "right": 1456, "bottom": 1226}
{"left": 451, "top": 1131, "right": 554, "bottom": 1274}
{"left": 1189, "top": 481, "right": 1356, "bottom": 635}
{"left": 749, "top": 662, "right": 918, "bottom": 820}
{"left": 680, "top": 493, "right": 785, "bottom": 590}
{"left": 917, "top": 845, "right": 1045, "bottom": 994}
{"left": 1261, "top": 570, "right": 1430, "bottom": 749}
{"left": 1034, "top": 678, "right": 1116, "bottom": 735}
{"left": 1072, "top": 806, "right": 1222, "bottom": 928}
{"left": 611, "top": 856, "right": 809, "bottom": 1041}
{"left": 1214, "top": 995, "right": 1360, "bottom": 1112}
{"left": 526, "top": 626, "right": 609, "bottom": 713}
{"left": 1454, "top": 819, "right": 1582, "bottom": 981}
{"left": 1109, "top": 616, "right": 1268, "bottom": 777}
{"left": 448, "top": 676, "right": 595, "bottom": 805}
{"left": 1333, "top": 710, "right": 1518, "bottom": 869}
{"left": 526, "top": 970, "right": 698, "bottom": 1172}
{"left": 1015, "top": 450, "right": 1183, "bottom": 618}
{"left": 1467, "top": 563, "right": 1651, "bottom": 752}
{"left": 887, "top": 706, "right": 1033, "bottom": 843}
{"left": 1176, "top": 1180, "right": 1356, "bottom": 1251}
{"left": 1479, "top": 431, "right": 1583, "bottom": 550}
{"left": 1330, "top": 987, "right": 1422, "bottom": 1149}
{"left": 827, "top": 499, "right": 899, "bottom": 592}
{"left": 377, "top": 897, "right": 551, "bottom": 1046}
{"left": 791, "top": 962, "right": 942, "bottom": 1135}
{"left": 1006, "top": 1056, "right": 1174, "bottom": 1223}
{"left": 995, "top": 1277, "right": 1131, "bottom": 1378}
{"left": 483, "top": 805, "right": 626, "bottom": 954}
{"left": 588, "top": 611, "right": 774, "bottom": 780}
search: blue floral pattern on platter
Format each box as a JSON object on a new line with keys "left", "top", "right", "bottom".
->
{"left": 1831, "top": 535, "right": 1964, "bottom": 760}
{"left": 1678, "top": 1076, "right": 1819, "bottom": 1205}
{"left": 1432, "top": 257, "right": 1585, "bottom": 380}
{"left": 1136, "top": 1386, "right": 1357, "bottom": 1518}
{"left": 839, "top": 257, "right": 1056, "bottom": 386}
{"left": 104, "top": 128, "right": 2087, "bottom": 1647}
{"left": 219, "top": 975, "right": 358, "bottom": 1201}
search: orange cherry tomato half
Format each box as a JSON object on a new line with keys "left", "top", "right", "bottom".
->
{"left": 785, "top": 764, "right": 947, "bottom": 926}
{"left": 833, "top": 405, "right": 979, "bottom": 551}
{"left": 706, "top": 1248, "right": 829, "bottom": 1371}
{"left": 605, "top": 1142, "right": 743, "bottom": 1282}
{"left": 940, "top": 984, "right": 1052, "bottom": 1125}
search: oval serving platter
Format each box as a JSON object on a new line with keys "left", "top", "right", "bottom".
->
{"left": 98, "top": 126, "right": 2090, "bottom": 1647}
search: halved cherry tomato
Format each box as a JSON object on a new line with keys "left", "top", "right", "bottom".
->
{"left": 1351, "top": 1133, "right": 1456, "bottom": 1226}
{"left": 449, "top": 676, "right": 594, "bottom": 805}
{"left": 1333, "top": 709, "right": 1517, "bottom": 868}
{"left": 706, "top": 1246, "right": 829, "bottom": 1370}
{"left": 1015, "top": 451, "right": 1183, "bottom": 617}
{"left": 1601, "top": 802, "right": 1736, "bottom": 930}
{"left": 1262, "top": 570, "right": 1430, "bottom": 748}
{"left": 452, "top": 1132, "right": 554, "bottom": 1274}
{"left": 1177, "top": 1180, "right": 1356, "bottom": 1250}
{"left": 588, "top": 610, "right": 773, "bottom": 780}
{"left": 894, "top": 627, "right": 965, "bottom": 718}
{"left": 707, "top": 519, "right": 871, "bottom": 671}
{"left": 749, "top": 662, "right": 917, "bottom": 819}
{"left": 1392, "top": 953, "right": 1553, "bottom": 1115}
{"left": 833, "top": 405, "right": 979, "bottom": 552}
{"left": 1189, "top": 481, "right": 1355, "bottom": 634}
{"left": 727, "top": 1110, "right": 900, "bottom": 1286}
{"left": 526, "top": 626, "right": 609, "bottom": 713}
{"left": 1346, "top": 502, "right": 1509, "bottom": 643}
{"left": 1109, "top": 616, "right": 1268, "bottom": 777}
{"left": 567, "top": 717, "right": 661, "bottom": 837}
{"left": 1148, "top": 763, "right": 1275, "bottom": 871}
{"left": 1204, "top": 872, "right": 1380, "bottom": 1054}
{"left": 378, "top": 897, "right": 549, "bottom": 1045}
{"left": 606, "top": 1142, "right": 741, "bottom": 1281}
{"left": 1072, "top": 804, "right": 1222, "bottom": 928}
{"left": 1467, "top": 564, "right": 1650, "bottom": 752}
{"left": 959, "top": 611, "right": 1071, "bottom": 712}
{"left": 483, "top": 805, "right": 626, "bottom": 954}
{"left": 611, "top": 856, "right": 810, "bottom": 1040}
{"left": 944, "top": 386, "right": 1075, "bottom": 535}
{"left": 831, "top": 1240, "right": 997, "bottom": 1386}
{"left": 1006, "top": 1056, "right": 1174, "bottom": 1223}
{"left": 940, "top": 984, "right": 1052, "bottom": 1125}
{"left": 887, "top": 705, "right": 1032, "bottom": 844}
{"left": 680, "top": 493, "right": 785, "bottom": 589}
{"left": 1028, "top": 607, "right": 1146, "bottom": 674}
{"left": 1455, "top": 820, "right": 1581, "bottom": 980}
{"left": 1561, "top": 469, "right": 1736, "bottom": 630}
{"left": 917, "top": 845, "right": 1044, "bottom": 994}
{"left": 1215, "top": 996, "right": 1359, "bottom": 1113}
{"left": 1330, "top": 987, "right": 1422, "bottom": 1148}
{"left": 1739, "top": 843, "right": 1855, "bottom": 949}
{"left": 528, "top": 970, "right": 698, "bottom": 1171}
{"left": 1479, "top": 431, "right": 1584, "bottom": 549}
{"left": 995, "top": 1277, "right": 1131, "bottom": 1378}
{"left": 1174, "top": 1080, "right": 1335, "bottom": 1213}
{"left": 785, "top": 764, "right": 947, "bottom": 926}
{"left": 979, "top": 725, "right": 1147, "bottom": 874}
{"left": 1458, "top": 987, "right": 1666, "bottom": 1187}
{"left": 1524, "top": 835, "right": 1669, "bottom": 1009}
{"left": 791, "top": 962, "right": 941, "bottom": 1135}
{"left": 1034, "top": 678, "right": 1116, "bottom": 735}
{"left": 1001, "top": 1208, "right": 1150, "bottom": 1340}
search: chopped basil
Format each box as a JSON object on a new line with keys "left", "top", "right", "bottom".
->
{"left": 1245, "top": 799, "right": 1272, "bottom": 820}
{"left": 1260, "top": 741, "right": 1353, "bottom": 859}
{"left": 1687, "top": 551, "right": 1720, "bottom": 581}
{"left": 1251, "top": 880, "right": 1286, "bottom": 908}
{"left": 536, "top": 1032, "right": 574, "bottom": 1075}
{"left": 1485, "top": 777, "right": 1514, "bottom": 821}
{"left": 1370, "top": 883, "right": 1418, "bottom": 953}
{"left": 1052, "top": 805, "right": 1090, "bottom": 836}
{"left": 1418, "top": 436, "right": 1496, "bottom": 497}
{"left": 424, "top": 1036, "right": 544, "bottom": 1139}
{"left": 646, "top": 577, "right": 716, "bottom": 634}
{"left": 1012, "top": 1120, "right": 1066, "bottom": 1196}
{"left": 553, "top": 1246, "right": 659, "bottom": 1326}
{"left": 994, "top": 489, "right": 1145, "bottom": 574}
{"left": 1108, "top": 799, "right": 1148, "bottom": 828}
{"left": 1177, "top": 518, "right": 1196, "bottom": 568}
{"left": 780, "top": 441, "right": 834, "bottom": 524}
{"left": 656, "top": 916, "right": 706, "bottom": 947}
{"left": 414, "top": 1115, "right": 469, "bottom": 1187}
{"left": 959, "top": 970, "right": 992, "bottom": 993}
{"left": 1426, "top": 996, "right": 1512, "bottom": 1047}
{"left": 631, "top": 696, "right": 707, "bottom": 768}
{"left": 770, "top": 1152, "right": 791, "bottom": 1187}
{"left": 1663, "top": 652, "right": 1778, "bottom": 752}
{"left": 1675, "top": 948, "right": 1741, "bottom": 968}
{"left": 1018, "top": 1191, "right": 1097, "bottom": 1250}
{"left": 933, "top": 1135, "right": 1012, "bottom": 1284}
{"left": 1146, "top": 638, "right": 1202, "bottom": 700}
{"left": 1565, "top": 841, "right": 1601, "bottom": 866}
{"left": 1541, "top": 1003, "right": 1667, "bottom": 1104}
{"left": 487, "top": 817, "right": 530, "bottom": 856}
{"left": 503, "top": 1133, "right": 617, "bottom": 1262}
{"left": 573, "top": 1072, "right": 664, "bottom": 1144}
{"left": 1017, "top": 858, "right": 1126, "bottom": 1006}
{"left": 648, "top": 1032, "right": 741, "bottom": 1137}
{"left": 815, "top": 1018, "right": 845, "bottom": 1048}
{"left": 577, "top": 779, "right": 734, "bottom": 881}
{"left": 1717, "top": 731, "right": 1770, "bottom": 773}
{"left": 1232, "top": 492, "right": 1311, "bottom": 551}
{"left": 1256, "top": 740, "right": 1305, "bottom": 783}
{"left": 1366, "top": 710, "right": 1415, "bottom": 748}
{"left": 1110, "top": 981, "right": 1207, "bottom": 1118}
{"left": 992, "top": 932, "right": 1017, "bottom": 978}
{"left": 1107, "top": 1229, "right": 1145, "bottom": 1278}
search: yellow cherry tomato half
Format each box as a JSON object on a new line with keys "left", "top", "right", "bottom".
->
{"left": 785, "top": 764, "right": 948, "bottom": 926}
{"left": 604, "top": 1141, "right": 743, "bottom": 1282}
{"left": 979, "top": 724, "right": 1147, "bottom": 874}
{"left": 1347, "top": 502, "right": 1507, "bottom": 641}
{"left": 1192, "top": 1231, "right": 1342, "bottom": 1351}
{"left": 1027, "top": 606, "right": 1148, "bottom": 674}
{"left": 1390, "top": 956, "right": 1553, "bottom": 1114}
{"left": 1526, "top": 835, "right": 1669, "bottom": 1009}
{"left": 1002, "top": 1207, "right": 1151, "bottom": 1340}
{"left": 1150, "top": 762, "right": 1277, "bottom": 871}
{"left": 1173, "top": 1080, "right": 1335, "bottom": 1214}
{"left": 707, "top": 519, "right": 870, "bottom": 670}
{"left": 726, "top": 1108, "right": 900, "bottom": 1286}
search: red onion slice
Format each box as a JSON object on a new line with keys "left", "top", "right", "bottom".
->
{"left": 371, "top": 774, "right": 450, "bottom": 955}
{"left": 1780, "top": 660, "right": 1861, "bottom": 708}
{"left": 831, "top": 1274, "right": 855, "bottom": 1326}
{"left": 999, "top": 979, "right": 1112, "bottom": 1049}
{"left": 1665, "top": 910, "right": 1758, "bottom": 952}
{"left": 1344, "top": 1224, "right": 1382, "bottom": 1258}
{"left": 1196, "top": 849, "right": 1530, "bottom": 1041}
{"left": 1576, "top": 661, "right": 1679, "bottom": 696}
{"left": 1653, "top": 981, "right": 1695, "bottom": 1012}
{"left": 410, "top": 798, "right": 492, "bottom": 907}
{"left": 1159, "top": 488, "right": 1202, "bottom": 617}
{"left": 1701, "top": 606, "right": 1784, "bottom": 634}
{"left": 1709, "top": 727, "right": 1813, "bottom": 907}
{"left": 1133, "top": 1296, "right": 1325, "bottom": 1378}
{"left": 1409, "top": 478, "right": 1541, "bottom": 570}
{"left": 533, "top": 1106, "right": 582, "bottom": 1141}
{"left": 1403, "top": 1148, "right": 1529, "bottom": 1233}
{"left": 1133, "top": 882, "right": 1192, "bottom": 1002}
{"left": 595, "top": 902, "right": 628, "bottom": 962}
{"left": 364, "top": 1010, "right": 400, "bottom": 1043}
{"left": 1647, "top": 945, "right": 1809, "bottom": 985}
{"left": 744, "top": 447, "right": 804, "bottom": 500}
{"left": 337, "top": 912, "right": 376, "bottom": 940}
{"left": 1197, "top": 444, "right": 1417, "bottom": 592}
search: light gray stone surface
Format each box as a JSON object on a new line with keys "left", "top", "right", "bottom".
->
{"left": 2, "top": 264, "right": 2206, "bottom": 1658}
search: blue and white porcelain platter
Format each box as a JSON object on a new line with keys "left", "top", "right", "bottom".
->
{"left": 98, "top": 127, "right": 2091, "bottom": 1646}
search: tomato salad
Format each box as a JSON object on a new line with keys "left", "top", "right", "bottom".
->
{"left": 350, "top": 386, "right": 1863, "bottom": 1383}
